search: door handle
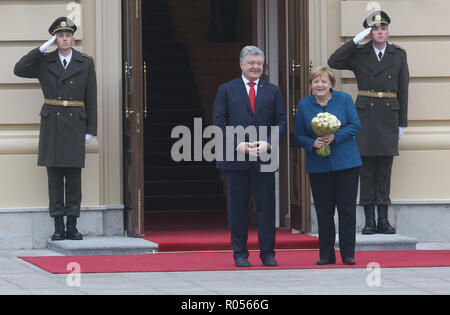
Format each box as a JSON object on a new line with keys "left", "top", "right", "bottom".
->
{"left": 290, "top": 60, "right": 302, "bottom": 117}
{"left": 124, "top": 62, "right": 134, "bottom": 119}
{"left": 143, "top": 61, "right": 149, "bottom": 119}
{"left": 291, "top": 60, "right": 301, "bottom": 73}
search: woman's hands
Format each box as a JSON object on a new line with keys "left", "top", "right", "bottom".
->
{"left": 313, "top": 134, "right": 335, "bottom": 149}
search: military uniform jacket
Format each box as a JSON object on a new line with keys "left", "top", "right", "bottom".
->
{"left": 328, "top": 40, "right": 409, "bottom": 156}
{"left": 14, "top": 48, "right": 97, "bottom": 168}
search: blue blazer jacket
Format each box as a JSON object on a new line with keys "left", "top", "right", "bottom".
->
{"left": 294, "top": 90, "right": 362, "bottom": 174}
{"left": 213, "top": 77, "right": 287, "bottom": 171}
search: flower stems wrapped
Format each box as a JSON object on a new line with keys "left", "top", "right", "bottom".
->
{"left": 311, "top": 112, "right": 341, "bottom": 157}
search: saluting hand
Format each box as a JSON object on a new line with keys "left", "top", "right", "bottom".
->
{"left": 39, "top": 35, "right": 57, "bottom": 53}
{"left": 353, "top": 28, "right": 372, "bottom": 45}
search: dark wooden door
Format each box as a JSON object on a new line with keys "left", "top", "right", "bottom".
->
{"left": 122, "top": 0, "right": 145, "bottom": 236}
{"left": 278, "top": 0, "right": 311, "bottom": 232}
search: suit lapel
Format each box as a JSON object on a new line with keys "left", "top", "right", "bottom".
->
{"left": 238, "top": 78, "right": 254, "bottom": 115}
{"left": 254, "top": 80, "right": 266, "bottom": 116}
{"left": 61, "top": 49, "right": 82, "bottom": 81}
{"left": 47, "top": 50, "right": 64, "bottom": 78}
{"left": 362, "top": 42, "right": 381, "bottom": 74}
{"left": 373, "top": 44, "right": 395, "bottom": 75}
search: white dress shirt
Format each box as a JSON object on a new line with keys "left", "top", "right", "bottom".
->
{"left": 373, "top": 45, "right": 387, "bottom": 61}
{"left": 59, "top": 50, "right": 73, "bottom": 69}
{"left": 242, "top": 75, "right": 259, "bottom": 96}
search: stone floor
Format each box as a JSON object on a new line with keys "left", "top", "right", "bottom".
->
{"left": 1, "top": 241, "right": 450, "bottom": 296}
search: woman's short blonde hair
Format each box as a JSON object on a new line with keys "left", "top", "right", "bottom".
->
{"left": 309, "top": 66, "right": 336, "bottom": 88}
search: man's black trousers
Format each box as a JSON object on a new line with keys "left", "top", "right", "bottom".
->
{"left": 226, "top": 166, "right": 276, "bottom": 261}
{"left": 47, "top": 167, "right": 82, "bottom": 218}
{"left": 359, "top": 156, "right": 394, "bottom": 206}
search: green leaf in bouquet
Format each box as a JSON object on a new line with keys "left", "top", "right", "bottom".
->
{"left": 316, "top": 145, "right": 331, "bottom": 157}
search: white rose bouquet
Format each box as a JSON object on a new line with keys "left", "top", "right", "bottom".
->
{"left": 311, "top": 112, "right": 341, "bottom": 157}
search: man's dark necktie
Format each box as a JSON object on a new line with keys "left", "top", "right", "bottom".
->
{"left": 63, "top": 59, "right": 68, "bottom": 69}
{"left": 378, "top": 51, "right": 383, "bottom": 61}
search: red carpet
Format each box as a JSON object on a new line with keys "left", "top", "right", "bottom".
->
{"left": 145, "top": 210, "right": 230, "bottom": 232}
{"left": 20, "top": 250, "right": 450, "bottom": 274}
{"left": 143, "top": 230, "right": 319, "bottom": 252}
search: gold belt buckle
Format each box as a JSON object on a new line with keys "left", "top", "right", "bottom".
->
{"left": 62, "top": 100, "right": 69, "bottom": 107}
{"left": 378, "top": 92, "right": 384, "bottom": 98}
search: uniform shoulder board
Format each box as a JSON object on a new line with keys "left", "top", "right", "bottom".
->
{"left": 80, "top": 52, "right": 94, "bottom": 60}
{"left": 356, "top": 44, "right": 365, "bottom": 49}
{"left": 391, "top": 43, "right": 407, "bottom": 54}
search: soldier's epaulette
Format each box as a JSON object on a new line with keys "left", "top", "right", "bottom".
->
{"left": 80, "top": 52, "right": 94, "bottom": 60}
{"left": 391, "top": 43, "right": 407, "bottom": 54}
{"left": 356, "top": 44, "right": 365, "bottom": 49}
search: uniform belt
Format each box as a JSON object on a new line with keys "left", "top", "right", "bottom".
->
{"left": 44, "top": 98, "right": 85, "bottom": 107}
{"left": 358, "top": 91, "right": 398, "bottom": 99}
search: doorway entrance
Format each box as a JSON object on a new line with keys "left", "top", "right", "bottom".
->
{"left": 122, "top": 0, "right": 310, "bottom": 236}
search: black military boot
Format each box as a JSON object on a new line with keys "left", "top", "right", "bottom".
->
{"left": 376, "top": 205, "right": 396, "bottom": 234}
{"left": 66, "top": 216, "right": 83, "bottom": 240}
{"left": 51, "top": 216, "right": 66, "bottom": 241}
{"left": 362, "top": 205, "right": 376, "bottom": 235}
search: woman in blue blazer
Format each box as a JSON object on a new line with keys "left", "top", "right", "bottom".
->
{"left": 294, "top": 66, "right": 362, "bottom": 265}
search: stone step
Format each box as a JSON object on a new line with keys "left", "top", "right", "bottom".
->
{"left": 47, "top": 237, "right": 158, "bottom": 256}
{"left": 338, "top": 233, "right": 418, "bottom": 251}
{"left": 309, "top": 233, "right": 418, "bottom": 251}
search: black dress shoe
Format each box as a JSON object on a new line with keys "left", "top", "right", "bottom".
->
{"left": 235, "top": 257, "right": 251, "bottom": 268}
{"left": 362, "top": 205, "right": 376, "bottom": 235}
{"left": 51, "top": 232, "right": 65, "bottom": 241}
{"left": 342, "top": 258, "right": 356, "bottom": 265}
{"left": 51, "top": 216, "right": 65, "bottom": 241}
{"left": 316, "top": 258, "right": 336, "bottom": 265}
{"left": 376, "top": 205, "right": 396, "bottom": 234}
{"left": 66, "top": 216, "right": 83, "bottom": 240}
{"left": 261, "top": 256, "right": 278, "bottom": 267}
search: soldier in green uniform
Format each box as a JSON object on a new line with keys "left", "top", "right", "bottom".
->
{"left": 328, "top": 11, "right": 409, "bottom": 235}
{"left": 14, "top": 17, "right": 97, "bottom": 241}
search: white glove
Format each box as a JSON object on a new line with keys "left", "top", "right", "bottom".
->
{"left": 353, "top": 28, "right": 372, "bottom": 45}
{"left": 85, "top": 134, "right": 94, "bottom": 144}
{"left": 398, "top": 127, "right": 405, "bottom": 140}
{"left": 39, "top": 35, "right": 57, "bottom": 53}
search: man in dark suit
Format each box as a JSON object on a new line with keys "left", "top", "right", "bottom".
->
{"left": 14, "top": 17, "right": 97, "bottom": 241}
{"left": 328, "top": 11, "right": 409, "bottom": 235}
{"left": 213, "top": 46, "right": 287, "bottom": 267}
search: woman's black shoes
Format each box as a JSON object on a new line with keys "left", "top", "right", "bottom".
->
{"left": 342, "top": 258, "right": 356, "bottom": 265}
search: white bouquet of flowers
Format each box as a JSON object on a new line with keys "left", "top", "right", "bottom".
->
{"left": 311, "top": 112, "right": 341, "bottom": 157}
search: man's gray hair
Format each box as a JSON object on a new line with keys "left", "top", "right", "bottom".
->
{"left": 240, "top": 45, "right": 265, "bottom": 63}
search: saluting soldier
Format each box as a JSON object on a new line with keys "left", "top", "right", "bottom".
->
{"left": 328, "top": 11, "right": 409, "bottom": 235}
{"left": 14, "top": 17, "right": 97, "bottom": 241}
